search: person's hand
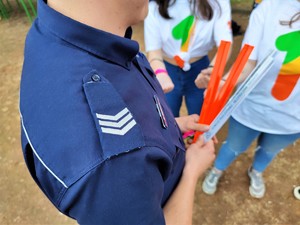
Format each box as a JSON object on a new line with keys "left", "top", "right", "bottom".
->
{"left": 194, "top": 67, "right": 213, "bottom": 89}
{"left": 176, "top": 114, "right": 209, "bottom": 133}
{"left": 176, "top": 114, "right": 209, "bottom": 149}
{"left": 184, "top": 134, "right": 218, "bottom": 148}
{"left": 176, "top": 114, "right": 219, "bottom": 148}
{"left": 156, "top": 73, "right": 174, "bottom": 93}
{"left": 183, "top": 136, "right": 215, "bottom": 181}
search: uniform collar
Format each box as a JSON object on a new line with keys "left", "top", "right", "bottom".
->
{"left": 37, "top": 0, "right": 139, "bottom": 69}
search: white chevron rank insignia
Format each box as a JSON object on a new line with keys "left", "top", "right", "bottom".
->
{"left": 96, "top": 108, "right": 136, "bottom": 135}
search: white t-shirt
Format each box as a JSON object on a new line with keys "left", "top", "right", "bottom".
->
{"left": 232, "top": 0, "right": 300, "bottom": 134}
{"left": 144, "top": 0, "right": 232, "bottom": 70}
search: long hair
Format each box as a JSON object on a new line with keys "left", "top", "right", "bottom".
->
{"left": 280, "top": 12, "right": 300, "bottom": 27}
{"left": 155, "top": 0, "right": 217, "bottom": 20}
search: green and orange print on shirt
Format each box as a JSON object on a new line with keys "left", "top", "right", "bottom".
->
{"left": 172, "top": 15, "right": 196, "bottom": 69}
{"left": 272, "top": 30, "right": 300, "bottom": 101}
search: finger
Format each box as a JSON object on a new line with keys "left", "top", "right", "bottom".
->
{"left": 200, "top": 68, "right": 210, "bottom": 75}
{"left": 163, "top": 88, "right": 169, "bottom": 93}
{"left": 188, "top": 114, "right": 199, "bottom": 122}
{"left": 190, "top": 123, "right": 209, "bottom": 132}
{"left": 195, "top": 75, "right": 201, "bottom": 83}
{"left": 165, "top": 84, "right": 174, "bottom": 93}
{"left": 201, "top": 139, "right": 215, "bottom": 155}
{"left": 204, "top": 75, "right": 210, "bottom": 83}
{"left": 212, "top": 135, "right": 218, "bottom": 144}
{"left": 201, "top": 67, "right": 213, "bottom": 76}
{"left": 195, "top": 77, "right": 206, "bottom": 89}
{"left": 185, "top": 114, "right": 209, "bottom": 131}
{"left": 193, "top": 134, "right": 205, "bottom": 146}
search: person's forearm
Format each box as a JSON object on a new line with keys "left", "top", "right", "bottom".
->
{"left": 163, "top": 171, "right": 198, "bottom": 225}
{"left": 147, "top": 49, "right": 166, "bottom": 72}
{"left": 147, "top": 49, "right": 175, "bottom": 93}
{"left": 209, "top": 45, "right": 232, "bottom": 67}
{"left": 163, "top": 138, "right": 215, "bottom": 225}
{"left": 222, "top": 59, "right": 257, "bottom": 84}
{"left": 236, "top": 59, "right": 257, "bottom": 84}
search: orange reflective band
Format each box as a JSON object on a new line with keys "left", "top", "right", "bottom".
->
{"left": 193, "top": 41, "right": 254, "bottom": 143}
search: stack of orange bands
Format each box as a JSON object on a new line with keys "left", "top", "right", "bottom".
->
{"left": 193, "top": 40, "right": 254, "bottom": 142}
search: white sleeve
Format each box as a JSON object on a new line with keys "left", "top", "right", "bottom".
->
{"left": 144, "top": 3, "right": 163, "bottom": 52}
{"left": 213, "top": 0, "right": 233, "bottom": 46}
{"left": 241, "top": 0, "right": 269, "bottom": 60}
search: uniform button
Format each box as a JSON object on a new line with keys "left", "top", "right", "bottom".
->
{"left": 91, "top": 74, "right": 100, "bottom": 82}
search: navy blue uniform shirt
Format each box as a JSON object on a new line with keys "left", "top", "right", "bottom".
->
{"left": 20, "top": 0, "right": 186, "bottom": 224}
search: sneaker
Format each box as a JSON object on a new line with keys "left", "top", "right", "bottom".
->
{"left": 202, "top": 168, "right": 223, "bottom": 195}
{"left": 248, "top": 167, "right": 266, "bottom": 198}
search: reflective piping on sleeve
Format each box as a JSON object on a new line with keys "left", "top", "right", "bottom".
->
{"left": 20, "top": 113, "right": 68, "bottom": 188}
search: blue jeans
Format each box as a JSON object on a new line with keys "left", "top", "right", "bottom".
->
{"left": 164, "top": 56, "right": 209, "bottom": 117}
{"left": 215, "top": 117, "right": 300, "bottom": 172}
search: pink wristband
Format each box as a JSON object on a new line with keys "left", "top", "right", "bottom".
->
{"left": 154, "top": 68, "right": 168, "bottom": 75}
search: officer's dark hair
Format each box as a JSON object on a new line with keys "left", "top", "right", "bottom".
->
{"left": 155, "top": 0, "right": 220, "bottom": 20}
{"left": 280, "top": 11, "right": 300, "bottom": 27}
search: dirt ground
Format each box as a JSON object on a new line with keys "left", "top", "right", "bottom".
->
{"left": 1, "top": 1, "right": 300, "bottom": 225}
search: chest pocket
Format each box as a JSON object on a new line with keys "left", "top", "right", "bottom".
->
{"left": 83, "top": 70, "right": 145, "bottom": 159}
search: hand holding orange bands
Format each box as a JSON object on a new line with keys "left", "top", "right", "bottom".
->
{"left": 192, "top": 41, "right": 254, "bottom": 142}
